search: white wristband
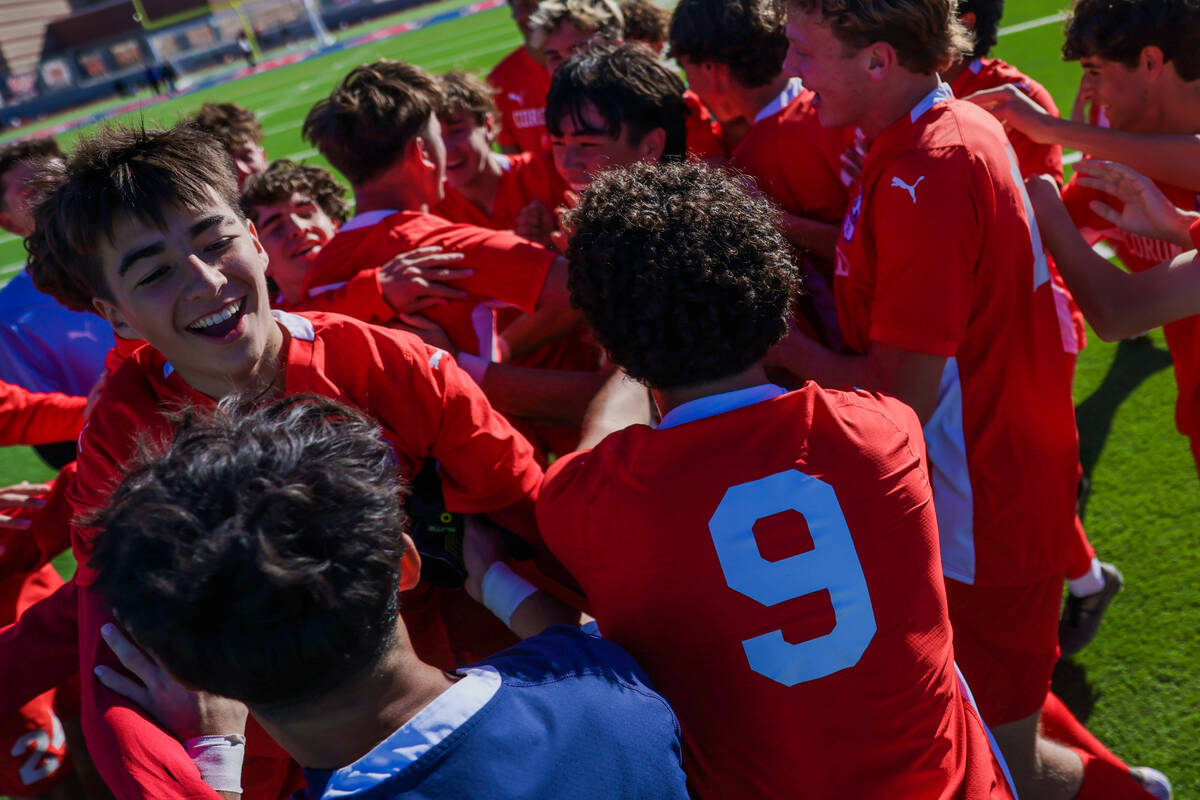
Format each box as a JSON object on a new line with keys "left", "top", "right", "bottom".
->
{"left": 480, "top": 562, "right": 537, "bottom": 627}
{"left": 184, "top": 734, "right": 246, "bottom": 794}
{"left": 456, "top": 353, "right": 490, "bottom": 385}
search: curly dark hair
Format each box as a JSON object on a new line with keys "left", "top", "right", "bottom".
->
{"left": 184, "top": 102, "right": 264, "bottom": 151}
{"left": 303, "top": 59, "right": 442, "bottom": 186}
{"left": 0, "top": 138, "right": 62, "bottom": 212}
{"left": 547, "top": 43, "right": 688, "bottom": 161}
{"left": 89, "top": 395, "right": 410, "bottom": 710}
{"left": 565, "top": 161, "right": 798, "bottom": 388}
{"left": 958, "top": 0, "right": 1002, "bottom": 58}
{"left": 621, "top": 0, "right": 669, "bottom": 46}
{"left": 1063, "top": 0, "right": 1200, "bottom": 81}
{"left": 668, "top": 0, "right": 788, "bottom": 88}
{"left": 25, "top": 124, "right": 240, "bottom": 312}
{"left": 241, "top": 159, "right": 350, "bottom": 225}
{"left": 438, "top": 71, "right": 499, "bottom": 123}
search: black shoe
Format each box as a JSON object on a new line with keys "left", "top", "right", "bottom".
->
{"left": 1059, "top": 562, "right": 1123, "bottom": 657}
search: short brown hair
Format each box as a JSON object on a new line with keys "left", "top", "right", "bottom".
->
{"left": 621, "top": 0, "right": 669, "bottom": 46}
{"left": 788, "top": 0, "right": 972, "bottom": 75}
{"left": 529, "top": 0, "right": 625, "bottom": 49}
{"left": 438, "top": 71, "right": 499, "bottom": 124}
{"left": 241, "top": 160, "right": 350, "bottom": 226}
{"left": 0, "top": 138, "right": 63, "bottom": 212}
{"left": 25, "top": 125, "right": 240, "bottom": 312}
{"left": 303, "top": 60, "right": 442, "bottom": 186}
{"left": 1063, "top": 0, "right": 1200, "bottom": 82}
{"left": 185, "top": 102, "right": 264, "bottom": 151}
{"left": 668, "top": 0, "right": 788, "bottom": 88}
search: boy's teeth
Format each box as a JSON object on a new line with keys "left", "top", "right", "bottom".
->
{"left": 189, "top": 300, "right": 242, "bottom": 330}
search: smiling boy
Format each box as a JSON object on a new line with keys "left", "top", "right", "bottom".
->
{"left": 23, "top": 124, "right": 545, "bottom": 800}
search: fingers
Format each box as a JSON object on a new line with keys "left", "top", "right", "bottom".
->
{"left": 1088, "top": 199, "right": 1123, "bottom": 227}
{"left": 0, "top": 481, "right": 52, "bottom": 498}
{"left": 398, "top": 313, "right": 438, "bottom": 330}
{"left": 100, "top": 623, "right": 163, "bottom": 688}
{"left": 1075, "top": 176, "right": 1122, "bottom": 197}
{"left": 403, "top": 253, "right": 468, "bottom": 268}
{"left": 94, "top": 664, "right": 152, "bottom": 710}
{"left": 0, "top": 515, "right": 32, "bottom": 530}
{"left": 417, "top": 281, "right": 470, "bottom": 299}
{"left": 399, "top": 297, "right": 448, "bottom": 315}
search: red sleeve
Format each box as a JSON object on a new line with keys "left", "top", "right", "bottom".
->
{"left": 417, "top": 224, "right": 555, "bottom": 313}
{"left": 288, "top": 269, "right": 394, "bottom": 323}
{"left": 356, "top": 325, "right": 544, "bottom": 530}
{"left": 1010, "top": 81, "right": 1064, "bottom": 185}
{"left": 867, "top": 150, "right": 978, "bottom": 357}
{"left": 0, "top": 381, "right": 85, "bottom": 446}
{"left": 683, "top": 91, "right": 729, "bottom": 162}
{"left": 1060, "top": 174, "right": 1116, "bottom": 244}
{"left": 535, "top": 448, "right": 596, "bottom": 561}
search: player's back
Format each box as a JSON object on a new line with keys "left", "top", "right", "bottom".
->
{"left": 538, "top": 383, "right": 1011, "bottom": 799}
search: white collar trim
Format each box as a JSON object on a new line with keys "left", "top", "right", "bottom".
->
{"left": 271, "top": 309, "right": 315, "bottom": 342}
{"left": 754, "top": 77, "right": 806, "bottom": 124}
{"left": 909, "top": 80, "right": 955, "bottom": 123}
{"left": 340, "top": 209, "right": 398, "bottom": 232}
{"left": 657, "top": 384, "right": 786, "bottom": 430}
{"left": 322, "top": 666, "right": 502, "bottom": 795}
{"left": 968, "top": 57, "right": 983, "bottom": 74}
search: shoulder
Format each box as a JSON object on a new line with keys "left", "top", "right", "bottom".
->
{"left": 488, "top": 47, "right": 526, "bottom": 82}
{"left": 980, "top": 58, "right": 1059, "bottom": 114}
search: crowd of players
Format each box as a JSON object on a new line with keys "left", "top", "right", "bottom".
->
{"left": 0, "top": 0, "right": 1195, "bottom": 797}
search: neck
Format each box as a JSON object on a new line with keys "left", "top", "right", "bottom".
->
{"left": 721, "top": 75, "right": 792, "bottom": 149}
{"left": 277, "top": 278, "right": 305, "bottom": 307}
{"left": 859, "top": 71, "right": 942, "bottom": 138}
{"left": 253, "top": 632, "right": 456, "bottom": 771}
{"left": 652, "top": 363, "right": 771, "bottom": 419}
{"left": 455, "top": 153, "right": 506, "bottom": 215}
{"left": 183, "top": 315, "right": 286, "bottom": 401}
{"left": 1149, "top": 78, "right": 1200, "bottom": 134}
{"left": 939, "top": 55, "right": 973, "bottom": 86}
{"left": 353, "top": 173, "right": 432, "bottom": 216}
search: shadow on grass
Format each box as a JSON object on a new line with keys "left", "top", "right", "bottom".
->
{"left": 1051, "top": 658, "right": 1099, "bottom": 722}
{"left": 1075, "top": 337, "right": 1174, "bottom": 516}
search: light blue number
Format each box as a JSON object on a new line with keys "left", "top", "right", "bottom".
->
{"left": 708, "top": 470, "right": 876, "bottom": 686}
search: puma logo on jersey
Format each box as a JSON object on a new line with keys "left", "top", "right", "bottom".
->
{"left": 890, "top": 175, "right": 925, "bottom": 203}
{"left": 507, "top": 91, "right": 525, "bottom": 104}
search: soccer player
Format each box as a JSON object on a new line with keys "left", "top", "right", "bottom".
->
{"left": 535, "top": 160, "right": 1014, "bottom": 799}
{"left": 945, "top": 0, "right": 1117, "bottom": 658}
{"left": 22, "top": 123, "right": 548, "bottom": 800}
{"left": 433, "top": 71, "right": 568, "bottom": 230}
{"left": 489, "top": 0, "right": 552, "bottom": 153}
{"left": 241, "top": 159, "right": 473, "bottom": 318}
{"left": 88, "top": 396, "right": 691, "bottom": 800}
{"left": 528, "top": 0, "right": 623, "bottom": 76}
{"left": 0, "top": 140, "right": 113, "bottom": 402}
{"left": 966, "top": 0, "right": 1200, "bottom": 193}
{"left": 184, "top": 101, "right": 268, "bottom": 187}
{"left": 776, "top": 2, "right": 1169, "bottom": 798}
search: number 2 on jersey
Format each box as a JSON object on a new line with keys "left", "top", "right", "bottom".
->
{"left": 708, "top": 470, "right": 876, "bottom": 687}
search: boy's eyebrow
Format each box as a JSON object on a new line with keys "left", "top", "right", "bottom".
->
{"left": 118, "top": 242, "right": 165, "bottom": 277}
{"left": 257, "top": 210, "right": 281, "bottom": 229}
{"left": 189, "top": 214, "right": 231, "bottom": 237}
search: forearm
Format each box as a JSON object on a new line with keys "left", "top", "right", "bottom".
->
{"left": 780, "top": 215, "right": 839, "bottom": 264}
{"left": 1048, "top": 119, "right": 1200, "bottom": 190}
{"left": 772, "top": 330, "right": 875, "bottom": 391}
{"left": 509, "top": 589, "right": 583, "bottom": 640}
{"left": 500, "top": 308, "right": 584, "bottom": 360}
{"left": 480, "top": 364, "right": 610, "bottom": 425}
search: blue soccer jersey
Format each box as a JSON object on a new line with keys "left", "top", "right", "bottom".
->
{"left": 299, "top": 624, "right": 689, "bottom": 799}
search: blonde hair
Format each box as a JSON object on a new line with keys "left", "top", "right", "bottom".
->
{"left": 528, "top": 0, "right": 625, "bottom": 48}
{"left": 789, "top": 0, "right": 973, "bottom": 74}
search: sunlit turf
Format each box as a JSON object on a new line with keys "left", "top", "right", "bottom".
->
{"left": 0, "top": 0, "right": 1196, "bottom": 795}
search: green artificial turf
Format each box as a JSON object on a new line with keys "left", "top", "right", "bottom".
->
{"left": 0, "top": 0, "right": 1197, "bottom": 795}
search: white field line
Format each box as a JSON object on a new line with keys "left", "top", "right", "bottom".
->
{"left": 998, "top": 11, "right": 1069, "bottom": 37}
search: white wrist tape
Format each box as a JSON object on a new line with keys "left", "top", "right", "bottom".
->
{"left": 185, "top": 734, "right": 246, "bottom": 794}
{"left": 480, "top": 562, "right": 537, "bottom": 627}
{"left": 456, "top": 353, "right": 490, "bottom": 386}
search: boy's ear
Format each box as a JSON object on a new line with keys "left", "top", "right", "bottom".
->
{"left": 411, "top": 135, "right": 436, "bottom": 171}
{"left": 638, "top": 128, "right": 667, "bottom": 163}
{"left": 864, "top": 42, "right": 896, "bottom": 82}
{"left": 92, "top": 297, "right": 140, "bottom": 340}
{"left": 398, "top": 533, "right": 422, "bottom": 591}
{"left": 483, "top": 113, "right": 499, "bottom": 145}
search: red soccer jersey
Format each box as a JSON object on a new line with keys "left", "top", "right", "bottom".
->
{"left": 683, "top": 90, "right": 729, "bottom": 163}
{"left": 949, "top": 57, "right": 1084, "bottom": 356}
{"left": 278, "top": 268, "right": 394, "bottom": 323}
{"left": 833, "top": 86, "right": 1078, "bottom": 587}
{"left": 538, "top": 383, "right": 1013, "bottom": 800}
{"left": 69, "top": 311, "right": 542, "bottom": 592}
{"left": 1063, "top": 173, "right": 1200, "bottom": 436}
{"left": 302, "top": 211, "right": 557, "bottom": 358}
{"left": 434, "top": 151, "right": 568, "bottom": 231}
{"left": 489, "top": 46, "right": 552, "bottom": 153}
{"left": 727, "top": 78, "right": 852, "bottom": 224}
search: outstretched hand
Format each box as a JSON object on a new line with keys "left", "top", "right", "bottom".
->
{"left": 966, "top": 84, "right": 1058, "bottom": 143}
{"left": 1074, "top": 159, "right": 1196, "bottom": 248}
{"left": 0, "top": 481, "right": 50, "bottom": 530}
{"left": 377, "top": 246, "right": 473, "bottom": 315}
{"left": 94, "top": 623, "right": 248, "bottom": 742}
